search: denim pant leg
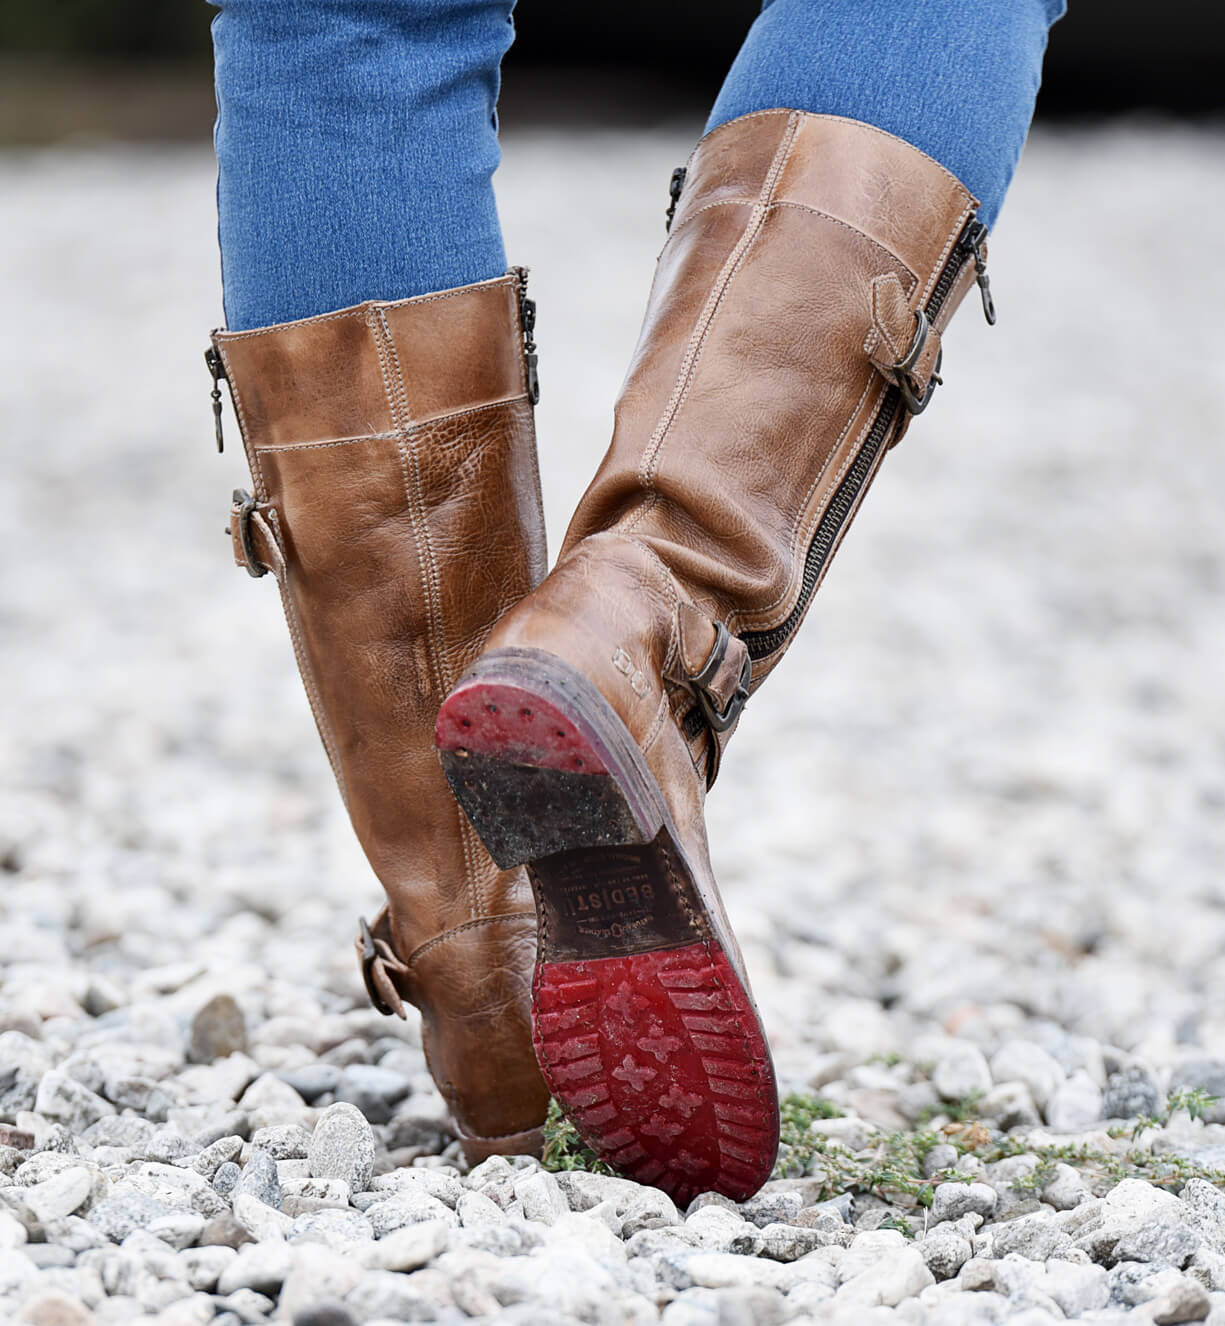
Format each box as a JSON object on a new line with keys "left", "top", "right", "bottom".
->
{"left": 211, "top": 0, "right": 515, "bottom": 331}
{"left": 708, "top": 0, "right": 1067, "bottom": 229}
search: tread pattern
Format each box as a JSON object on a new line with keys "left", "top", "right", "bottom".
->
{"left": 533, "top": 940, "right": 778, "bottom": 1205}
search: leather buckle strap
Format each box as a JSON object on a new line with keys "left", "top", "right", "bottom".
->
{"left": 687, "top": 621, "right": 751, "bottom": 734}
{"left": 229, "top": 489, "right": 284, "bottom": 579}
{"left": 893, "top": 309, "right": 943, "bottom": 415}
{"left": 866, "top": 273, "right": 944, "bottom": 416}
{"left": 356, "top": 914, "right": 409, "bottom": 1019}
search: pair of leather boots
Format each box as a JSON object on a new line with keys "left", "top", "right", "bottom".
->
{"left": 209, "top": 112, "right": 994, "bottom": 1203}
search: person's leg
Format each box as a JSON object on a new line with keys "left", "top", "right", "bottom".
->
{"left": 210, "top": 0, "right": 514, "bottom": 329}
{"left": 708, "top": 0, "right": 1066, "bottom": 229}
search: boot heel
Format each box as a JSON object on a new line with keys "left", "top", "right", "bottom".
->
{"left": 436, "top": 650, "right": 664, "bottom": 869}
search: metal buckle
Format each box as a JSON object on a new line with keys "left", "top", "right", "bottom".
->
{"left": 893, "top": 309, "right": 944, "bottom": 415}
{"left": 358, "top": 916, "right": 407, "bottom": 1018}
{"left": 688, "top": 622, "right": 751, "bottom": 734}
{"left": 232, "top": 488, "right": 268, "bottom": 579}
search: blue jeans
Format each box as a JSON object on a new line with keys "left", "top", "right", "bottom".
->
{"left": 212, "top": 0, "right": 1065, "bottom": 331}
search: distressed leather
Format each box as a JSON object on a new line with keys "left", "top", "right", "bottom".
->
{"left": 213, "top": 274, "right": 550, "bottom": 1153}
{"left": 476, "top": 112, "right": 984, "bottom": 951}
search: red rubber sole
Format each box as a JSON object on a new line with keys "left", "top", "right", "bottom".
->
{"left": 534, "top": 943, "right": 778, "bottom": 1206}
{"left": 435, "top": 680, "right": 610, "bottom": 775}
{"left": 436, "top": 650, "right": 780, "bottom": 1202}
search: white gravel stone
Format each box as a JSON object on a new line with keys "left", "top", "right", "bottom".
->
{"left": 215, "top": 1240, "right": 293, "bottom": 1296}
{"left": 513, "top": 1168, "right": 569, "bottom": 1226}
{"left": 1041, "top": 1162, "right": 1092, "bottom": 1211}
{"left": 231, "top": 1147, "right": 280, "bottom": 1210}
{"left": 837, "top": 1246, "right": 934, "bottom": 1306}
{"left": 989, "top": 1042, "right": 1067, "bottom": 1113}
{"left": 370, "top": 1166, "right": 464, "bottom": 1207}
{"left": 1115, "top": 1217, "right": 1201, "bottom": 1268}
{"left": 1149, "top": 1275, "right": 1212, "bottom": 1324}
{"left": 553, "top": 1170, "right": 644, "bottom": 1212}
{"left": 673, "top": 1250, "right": 787, "bottom": 1290}
{"left": 86, "top": 1193, "right": 175, "bottom": 1242}
{"left": 146, "top": 1211, "right": 206, "bottom": 1250}
{"left": 1046, "top": 1069, "right": 1105, "bottom": 1131}
{"left": 979, "top": 1081, "right": 1043, "bottom": 1130}
{"left": 147, "top": 1292, "right": 216, "bottom": 1326}
{"left": 289, "top": 1206, "right": 373, "bottom": 1248}
{"left": 991, "top": 1212, "right": 1077, "bottom": 1262}
{"left": 550, "top": 1210, "right": 627, "bottom": 1263}
{"left": 456, "top": 1189, "right": 506, "bottom": 1228}
{"left": 34, "top": 1074, "right": 114, "bottom": 1131}
{"left": 359, "top": 1219, "right": 448, "bottom": 1272}
{"left": 230, "top": 1193, "right": 291, "bottom": 1242}
{"left": 24, "top": 1166, "right": 94, "bottom": 1222}
{"left": 932, "top": 1044, "right": 993, "bottom": 1103}
{"left": 739, "top": 1190, "right": 803, "bottom": 1228}
{"left": 920, "top": 1233, "right": 973, "bottom": 1281}
{"left": 0, "top": 1212, "right": 27, "bottom": 1248}
{"left": 1043, "top": 1260, "right": 1110, "bottom": 1316}
{"left": 276, "top": 1246, "right": 364, "bottom": 1320}
{"left": 345, "top": 1268, "right": 440, "bottom": 1321}
{"left": 1105, "top": 1178, "right": 1184, "bottom": 1223}
{"left": 756, "top": 1222, "right": 828, "bottom": 1261}
{"left": 0, "top": 1253, "right": 37, "bottom": 1305}
{"left": 684, "top": 1205, "right": 762, "bottom": 1255}
{"left": 931, "top": 1182, "right": 998, "bottom": 1223}
{"left": 189, "top": 1135, "right": 242, "bottom": 1180}
{"left": 279, "top": 1175, "right": 350, "bottom": 1215}
{"left": 1181, "top": 1179, "right": 1225, "bottom": 1240}
{"left": 307, "top": 1102, "right": 375, "bottom": 1193}
{"left": 620, "top": 1187, "right": 681, "bottom": 1237}
{"left": 365, "top": 1191, "right": 459, "bottom": 1236}
{"left": 16, "top": 1289, "right": 98, "bottom": 1326}
{"left": 176, "top": 1244, "right": 236, "bottom": 1291}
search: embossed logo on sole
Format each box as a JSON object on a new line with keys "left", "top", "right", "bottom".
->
{"left": 533, "top": 833, "right": 706, "bottom": 961}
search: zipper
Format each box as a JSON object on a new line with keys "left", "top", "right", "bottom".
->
{"left": 665, "top": 166, "right": 687, "bottom": 232}
{"left": 513, "top": 267, "right": 540, "bottom": 405}
{"left": 204, "top": 345, "right": 226, "bottom": 452}
{"left": 739, "top": 214, "right": 995, "bottom": 664}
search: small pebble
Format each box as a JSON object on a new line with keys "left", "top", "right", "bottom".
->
{"left": 188, "top": 994, "right": 248, "bottom": 1065}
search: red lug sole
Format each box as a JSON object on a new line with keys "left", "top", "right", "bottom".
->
{"left": 534, "top": 942, "right": 777, "bottom": 1205}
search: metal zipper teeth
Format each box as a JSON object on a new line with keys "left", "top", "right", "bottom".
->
{"left": 513, "top": 267, "right": 540, "bottom": 405}
{"left": 740, "top": 389, "right": 901, "bottom": 662}
{"left": 739, "top": 217, "right": 979, "bottom": 665}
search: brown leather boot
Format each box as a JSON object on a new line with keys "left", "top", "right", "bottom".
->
{"left": 435, "top": 112, "right": 996, "bottom": 1200}
{"left": 208, "top": 271, "right": 551, "bottom": 1160}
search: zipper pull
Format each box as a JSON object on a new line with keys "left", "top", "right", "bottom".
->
{"left": 514, "top": 268, "right": 540, "bottom": 405}
{"left": 204, "top": 346, "right": 226, "bottom": 452}
{"left": 665, "top": 166, "right": 687, "bottom": 232}
{"left": 962, "top": 219, "right": 997, "bottom": 326}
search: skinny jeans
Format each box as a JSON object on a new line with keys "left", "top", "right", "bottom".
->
{"left": 211, "top": 0, "right": 1066, "bottom": 331}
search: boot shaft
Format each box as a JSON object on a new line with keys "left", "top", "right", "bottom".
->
{"left": 212, "top": 274, "right": 546, "bottom": 908}
{"left": 211, "top": 274, "right": 550, "bottom": 1145}
{"left": 565, "top": 112, "right": 991, "bottom": 710}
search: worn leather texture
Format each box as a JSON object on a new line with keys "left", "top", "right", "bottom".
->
{"left": 477, "top": 111, "right": 983, "bottom": 978}
{"left": 213, "top": 274, "right": 551, "bottom": 1149}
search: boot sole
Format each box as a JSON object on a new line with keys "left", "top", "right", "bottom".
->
{"left": 436, "top": 647, "right": 778, "bottom": 1204}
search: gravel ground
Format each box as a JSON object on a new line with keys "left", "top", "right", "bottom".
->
{"left": 1, "top": 122, "right": 1224, "bottom": 1325}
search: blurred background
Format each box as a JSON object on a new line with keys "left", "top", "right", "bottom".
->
{"left": 1, "top": 0, "right": 1223, "bottom": 144}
